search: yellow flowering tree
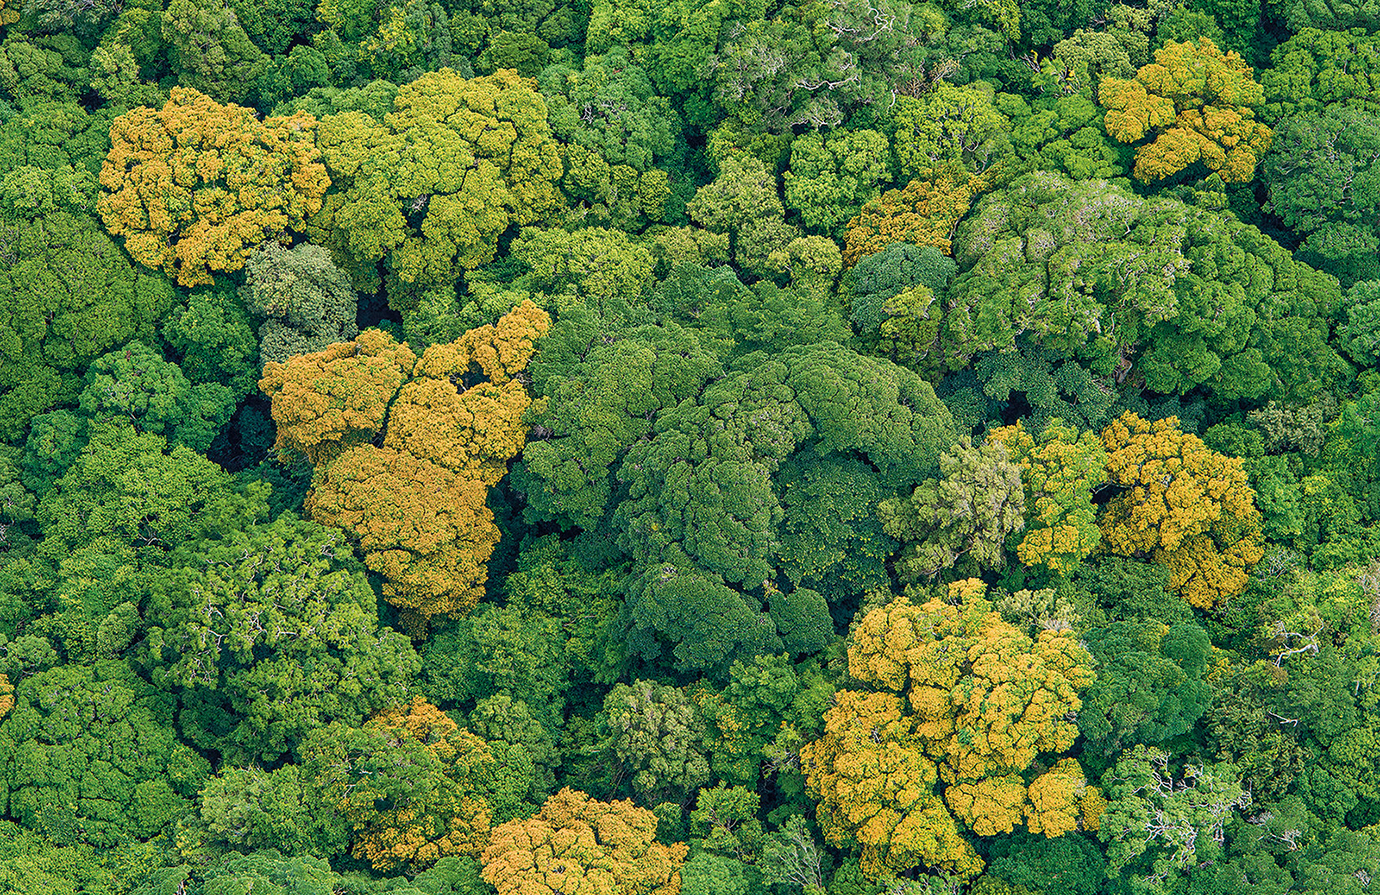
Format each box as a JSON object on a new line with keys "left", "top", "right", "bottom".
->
{"left": 98, "top": 87, "right": 329, "bottom": 286}
{"left": 261, "top": 301, "right": 550, "bottom": 620}
{"left": 1100, "top": 38, "right": 1272, "bottom": 183}
{"left": 303, "top": 697, "right": 495, "bottom": 872}
{"left": 801, "top": 580, "right": 1099, "bottom": 881}
{"left": 1099, "top": 412, "right": 1265, "bottom": 608}
{"left": 481, "top": 788, "right": 687, "bottom": 895}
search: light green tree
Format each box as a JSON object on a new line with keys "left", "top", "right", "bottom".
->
{"left": 312, "top": 68, "right": 564, "bottom": 294}
{"left": 879, "top": 438, "right": 1026, "bottom": 580}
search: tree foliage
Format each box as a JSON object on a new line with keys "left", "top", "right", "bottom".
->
{"left": 602, "top": 679, "right": 710, "bottom": 802}
{"left": 1100, "top": 38, "right": 1272, "bottom": 182}
{"left": 1099, "top": 745, "right": 1249, "bottom": 889}
{"left": 878, "top": 437, "right": 1026, "bottom": 580}
{"left": 988, "top": 421, "right": 1106, "bottom": 576}
{"left": 242, "top": 242, "right": 360, "bottom": 365}
{"left": 892, "top": 84, "right": 1012, "bottom": 180}
{"left": 480, "top": 787, "right": 687, "bottom": 895}
{"left": 263, "top": 301, "right": 549, "bottom": 618}
{"left": 784, "top": 129, "right": 890, "bottom": 234}
{"left": 160, "top": 0, "right": 268, "bottom": 104}
{"left": 946, "top": 173, "right": 1343, "bottom": 401}
{"left": 687, "top": 153, "right": 798, "bottom": 277}
{"left": 1263, "top": 106, "right": 1380, "bottom": 284}
{"left": 98, "top": 88, "right": 328, "bottom": 286}
{"left": 1079, "top": 619, "right": 1212, "bottom": 767}
{"left": 0, "top": 660, "right": 210, "bottom": 848}
{"left": 144, "top": 514, "right": 421, "bottom": 762}
{"left": 78, "top": 340, "right": 234, "bottom": 453}
{"left": 1261, "top": 28, "right": 1380, "bottom": 121}
{"left": 302, "top": 697, "right": 496, "bottom": 871}
{"left": 259, "top": 328, "right": 417, "bottom": 465}
{"left": 842, "top": 171, "right": 986, "bottom": 267}
{"left": 518, "top": 321, "right": 722, "bottom": 530}
{"left": 312, "top": 68, "right": 563, "bottom": 291}
{"left": 802, "top": 581, "right": 1097, "bottom": 880}
{"left": 1100, "top": 412, "right": 1265, "bottom": 608}
{"left": 538, "top": 49, "right": 680, "bottom": 228}
{"left": 614, "top": 344, "right": 955, "bottom": 675}
{"left": 0, "top": 205, "right": 173, "bottom": 443}
{"left": 2, "top": 0, "right": 1378, "bottom": 888}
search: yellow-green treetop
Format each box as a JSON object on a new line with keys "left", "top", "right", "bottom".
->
{"left": 1099, "top": 412, "right": 1265, "bottom": 607}
{"left": 1100, "top": 38, "right": 1272, "bottom": 182}
{"left": 313, "top": 69, "right": 565, "bottom": 289}
{"left": 843, "top": 170, "right": 988, "bottom": 267}
{"left": 97, "top": 87, "right": 329, "bottom": 286}
{"left": 1026, "top": 758, "right": 1106, "bottom": 836}
{"left": 307, "top": 696, "right": 495, "bottom": 872}
{"left": 414, "top": 298, "right": 553, "bottom": 385}
{"left": 358, "top": 698, "right": 495, "bottom": 871}
{"left": 848, "top": 586, "right": 1092, "bottom": 780}
{"left": 264, "top": 302, "right": 551, "bottom": 619}
{"left": 945, "top": 774, "right": 1029, "bottom": 838}
{"left": 1100, "top": 413, "right": 1254, "bottom": 553}
{"left": 480, "top": 787, "right": 688, "bottom": 895}
{"left": 371, "top": 695, "right": 465, "bottom": 752}
{"left": 802, "top": 581, "right": 1098, "bottom": 880}
{"left": 1169, "top": 525, "right": 1268, "bottom": 609}
{"left": 988, "top": 422, "right": 1107, "bottom": 577}
{"left": 387, "top": 301, "right": 550, "bottom": 480}
{"left": 803, "top": 688, "right": 973, "bottom": 879}
{"left": 259, "top": 329, "right": 418, "bottom": 465}
{"left": 306, "top": 445, "right": 500, "bottom": 620}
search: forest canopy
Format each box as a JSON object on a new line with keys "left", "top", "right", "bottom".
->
{"left": 1, "top": 1, "right": 1378, "bottom": 895}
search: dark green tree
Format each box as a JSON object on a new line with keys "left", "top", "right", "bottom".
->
{"left": 0, "top": 102, "right": 111, "bottom": 176}
{"left": 0, "top": 206, "right": 174, "bottom": 443}
{"left": 615, "top": 344, "right": 954, "bottom": 676}
{"left": 1263, "top": 107, "right": 1380, "bottom": 284}
{"left": 142, "top": 514, "right": 421, "bottom": 763}
{"left": 1077, "top": 621, "right": 1213, "bottom": 766}
{"left": 777, "top": 456, "right": 896, "bottom": 607}
{"left": 0, "top": 660, "right": 210, "bottom": 848}
{"left": 161, "top": 287, "right": 260, "bottom": 401}
{"left": 518, "top": 321, "right": 722, "bottom": 529}
{"left": 538, "top": 48, "right": 682, "bottom": 229}
{"left": 242, "top": 242, "right": 360, "bottom": 365}
{"left": 77, "top": 341, "right": 235, "bottom": 453}
{"left": 160, "top": 0, "right": 269, "bottom": 105}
